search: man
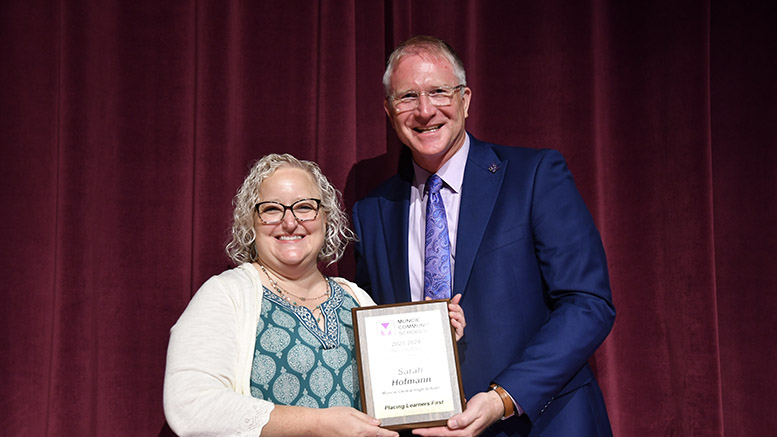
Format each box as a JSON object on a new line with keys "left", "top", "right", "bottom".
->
{"left": 353, "top": 35, "right": 615, "bottom": 436}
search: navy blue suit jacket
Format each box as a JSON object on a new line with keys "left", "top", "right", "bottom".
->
{"left": 352, "top": 135, "right": 615, "bottom": 436}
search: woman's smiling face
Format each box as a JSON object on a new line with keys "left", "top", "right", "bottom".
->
{"left": 253, "top": 166, "right": 325, "bottom": 272}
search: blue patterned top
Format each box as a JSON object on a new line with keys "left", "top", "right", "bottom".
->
{"left": 249, "top": 278, "right": 361, "bottom": 408}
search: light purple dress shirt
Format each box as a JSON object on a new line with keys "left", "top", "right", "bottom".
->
{"left": 408, "top": 136, "right": 469, "bottom": 302}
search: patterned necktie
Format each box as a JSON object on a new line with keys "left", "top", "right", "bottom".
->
{"left": 424, "top": 174, "right": 452, "bottom": 300}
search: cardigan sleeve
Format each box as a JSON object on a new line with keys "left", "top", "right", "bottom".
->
{"left": 164, "top": 273, "right": 274, "bottom": 436}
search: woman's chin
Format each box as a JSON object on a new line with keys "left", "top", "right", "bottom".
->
{"left": 275, "top": 253, "right": 316, "bottom": 269}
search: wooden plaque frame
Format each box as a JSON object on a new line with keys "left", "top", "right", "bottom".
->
{"left": 352, "top": 299, "right": 465, "bottom": 430}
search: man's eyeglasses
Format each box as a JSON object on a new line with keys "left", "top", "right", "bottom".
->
{"left": 388, "top": 85, "right": 465, "bottom": 114}
{"left": 254, "top": 198, "right": 321, "bottom": 224}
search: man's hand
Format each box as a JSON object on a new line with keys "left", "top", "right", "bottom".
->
{"left": 447, "top": 293, "right": 466, "bottom": 341}
{"left": 425, "top": 294, "right": 466, "bottom": 341}
{"left": 411, "top": 390, "right": 504, "bottom": 437}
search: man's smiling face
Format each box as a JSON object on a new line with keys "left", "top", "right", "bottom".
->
{"left": 384, "top": 53, "right": 471, "bottom": 173}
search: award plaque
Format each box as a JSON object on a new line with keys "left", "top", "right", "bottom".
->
{"left": 351, "top": 300, "right": 465, "bottom": 430}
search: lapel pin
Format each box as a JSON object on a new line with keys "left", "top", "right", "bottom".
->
{"left": 488, "top": 163, "right": 499, "bottom": 173}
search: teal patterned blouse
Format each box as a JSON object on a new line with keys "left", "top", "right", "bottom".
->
{"left": 249, "top": 278, "right": 361, "bottom": 408}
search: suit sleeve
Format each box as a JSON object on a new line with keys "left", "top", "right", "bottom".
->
{"left": 494, "top": 149, "right": 615, "bottom": 420}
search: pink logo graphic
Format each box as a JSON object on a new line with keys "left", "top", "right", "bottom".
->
{"left": 380, "top": 321, "right": 392, "bottom": 336}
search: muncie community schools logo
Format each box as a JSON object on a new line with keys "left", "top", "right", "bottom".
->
{"left": 379, "top": 321, "right": 393, "bottom": 336}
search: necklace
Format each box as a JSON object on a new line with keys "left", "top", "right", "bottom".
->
{"left": 258, "top": 264, "right": 330, "bottom": 323}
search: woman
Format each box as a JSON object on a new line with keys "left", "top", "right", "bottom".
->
{"left": 164, "top": 154, "right": 465, "bottom": 436}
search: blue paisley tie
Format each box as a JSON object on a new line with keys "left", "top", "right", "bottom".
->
{"left": 424, "top": 174, "right": 452, "bottom": 300}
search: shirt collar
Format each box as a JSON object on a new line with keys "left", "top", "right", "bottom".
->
{"left": 412, "top": 133, "right": 470, "bottom": 194}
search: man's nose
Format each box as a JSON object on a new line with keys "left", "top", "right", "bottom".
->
{"left": 415, "top": 94, "right": 436, "bottom": 116}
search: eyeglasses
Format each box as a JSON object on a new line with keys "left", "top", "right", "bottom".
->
{"left": 388, "top": 85, "right": 465, "bottom": 113}
{"left": 254, "top": 198, "right": 321, "bottom": 224}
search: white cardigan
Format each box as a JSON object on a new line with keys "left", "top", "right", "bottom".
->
{"left": 163, "top": 263, "right": 376, "bottom": 436}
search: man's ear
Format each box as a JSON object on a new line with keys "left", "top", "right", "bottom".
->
{"left": 462, "top": 87, "right": 472, "bottom": 118}
{"left": 383, "top": 98, "right": 393, "bottom": 119}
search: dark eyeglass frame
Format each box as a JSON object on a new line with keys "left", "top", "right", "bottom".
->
{"left": 254, "top": 198, "right": 322, "bottom": 224}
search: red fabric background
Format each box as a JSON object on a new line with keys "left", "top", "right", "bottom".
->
{"left": 1, "top": 1, "right": 775, "bottom": 435}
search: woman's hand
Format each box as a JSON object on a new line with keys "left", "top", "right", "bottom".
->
{"left": 315, "top": 407, "right": 399, "bottom": 437}
{"left": 264, "top": 405, "right": 398, "bottom": 436}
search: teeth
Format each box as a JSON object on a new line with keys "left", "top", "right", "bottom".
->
{"left": 415, "top": 125, "right": 441, "bottom": 133}
{"left": 278, "top": 236, "right": 302, "bottom": 241}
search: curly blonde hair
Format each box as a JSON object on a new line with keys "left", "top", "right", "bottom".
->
{"left": 225, "top": 154, "right": 355, "bottom": 266}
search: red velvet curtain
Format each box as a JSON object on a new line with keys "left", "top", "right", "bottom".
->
{"left": 2, "top": 1, "right": 775, "bottom": 435}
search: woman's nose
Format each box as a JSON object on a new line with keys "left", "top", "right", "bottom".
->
{"left": 280, "top": 209, "right": 298, "bottom": 229}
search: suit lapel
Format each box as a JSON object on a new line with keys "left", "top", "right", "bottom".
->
{"left": 454, "top": 139, "right": 505, "bottom": 296}
{"left": 378, "top": 172, "right": 413, "bottom": 302}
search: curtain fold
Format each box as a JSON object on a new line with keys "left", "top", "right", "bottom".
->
{"left": 1, "top": 1, "right": 774, "bottom": 434}
{"left": 711, "top": 1, "right": 777, "bottom": 434}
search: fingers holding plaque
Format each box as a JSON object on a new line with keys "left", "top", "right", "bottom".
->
{"left": 351, "top": 300, "right": 465, "bottom": 430}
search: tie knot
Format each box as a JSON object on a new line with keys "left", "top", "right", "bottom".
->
{"left": 426, "top": 174, "right": 443, "bottom": 195}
